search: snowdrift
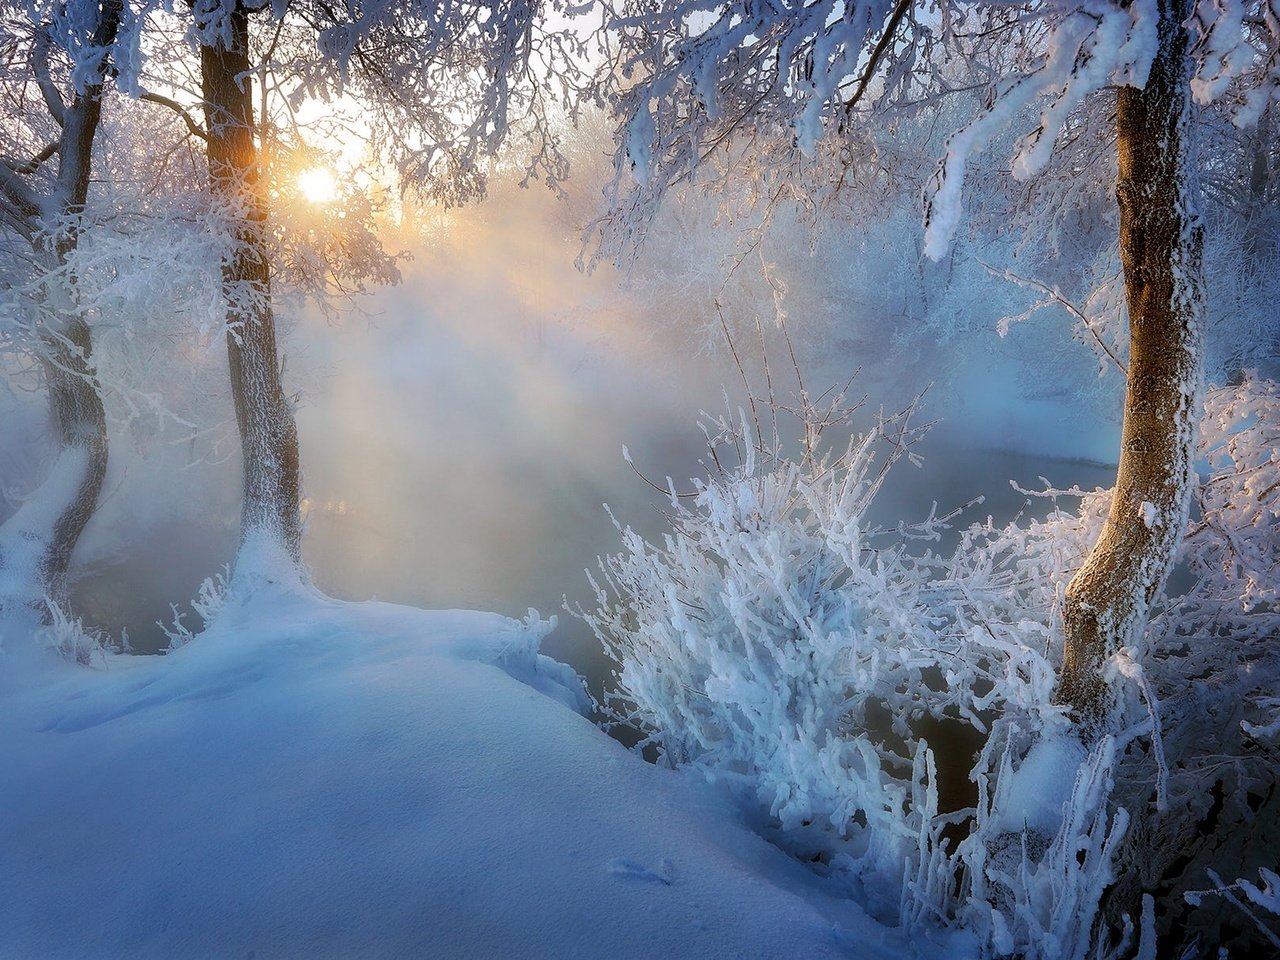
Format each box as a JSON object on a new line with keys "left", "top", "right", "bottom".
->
{"left": 0, "top": 585, "right": 940, "bottom": 960}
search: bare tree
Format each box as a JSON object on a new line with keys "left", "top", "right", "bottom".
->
{"left": 0, "top": 0, "right": 121, "bottom": 613}
{"left": 1056, "top": 0, "right": 1204, "bottom": 720}
{"left": 196, "top": 1, "right": 302, "bottom": 565}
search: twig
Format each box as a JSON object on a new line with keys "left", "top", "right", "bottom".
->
{"left": 978, "top": 259, "right": 1127, "bottom": 376}
{"left": 139, "top": 92, "right": 209, "bottom": 141}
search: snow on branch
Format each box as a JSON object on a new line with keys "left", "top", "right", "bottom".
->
{"left": 592, "top": 0, "right": 1280, "bottom": 261}
{"left": 582, "top": 374, "right": 1280, "bottom": 955}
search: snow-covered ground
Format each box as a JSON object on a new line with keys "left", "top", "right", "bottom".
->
{"left": 0, "top": 582, "right": 954, "bottom": 960}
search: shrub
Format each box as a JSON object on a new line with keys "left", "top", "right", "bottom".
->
{"left": 581, "top": 376, "right": 1280, "bottom": 957}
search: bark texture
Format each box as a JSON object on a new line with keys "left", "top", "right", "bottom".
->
{"left": 36, "top": 1, "right": 121, "bottom": 599}
{"left": 35, "top": 318, "right": 109, "bottom": 601}
{"left": 199, "top": 3, "right": 303, "bottom": 562}
{"left": 0, "top": 1, "right": 120, "bottom": 609}
{"left": 1055, "top": 0, "right": 1205, "bottom": 724}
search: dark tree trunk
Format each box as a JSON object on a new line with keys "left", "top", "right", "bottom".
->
{"left": 0, "top": 1, "right": 119, "bottom": 612}
{"left": 1246, "top": 106, "right": 1272, "bottom": 242}
{"left": 198, "top": 3, "right": 302, "bottom": 564}
{"left": 34, "top": 320, "right": 109, "bottom": 603}
{"left": 1055, "top": 0, "right": 1205, "bottom": 724}
{"left": 36, "top": 0, "right": 121, "bottom": 600}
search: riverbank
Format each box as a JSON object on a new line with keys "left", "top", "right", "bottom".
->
{"left": 0, "top": 580, "right": 962, "bottom": 959}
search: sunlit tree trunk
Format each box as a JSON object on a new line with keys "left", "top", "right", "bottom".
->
{"left": 1055, "top": 0, "right": 1205, "bottom": 724}
{"left": 198, "top": 3, "right": 302, "bottom": 564}
{"left": 0, "top": 3, "right": 119, "bottom": 613}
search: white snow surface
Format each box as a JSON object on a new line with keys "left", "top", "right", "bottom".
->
{"left": 0, "top": 584, "right": 941, "bottom": 960}
{"left": 0, "top": 447, "right": 90, "bottom": 614}
{"left": 1140, "top": 501, "right": 1158, "bottom": 530}
{"left": 991, "top": 732, "right": 1089, "bottom": 837}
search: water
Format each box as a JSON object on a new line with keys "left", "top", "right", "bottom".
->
{"left": 68, "top": 423, "right": 1114, "bottom": 804}
{"left": 66, "top": 220, "right": 1118, "bottom": 723}
{"left": 72, "top": 433, "right": 1115, "bottom": 694}
{"left": 299, "top": 436, "right": 1116, "bottom": 699}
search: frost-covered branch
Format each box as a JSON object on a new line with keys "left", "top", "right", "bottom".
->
{"left": 583, "top": 375, "right": 1280, "bottom": 955}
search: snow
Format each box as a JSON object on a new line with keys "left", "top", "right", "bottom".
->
{"left": 0, "top": 447, "right": 90, "bottom": 613}
{"left": 1140, "top": 500, "right": 1158, "bottom": 529}
{"left": 0, "top": 584, "right": 937, "bottom": 960}
{"left": 1241, "top": 868, "right": 1280, "bottom": 916}
{"left": 990, "top": 733, "right": 1088, "bottom": 837}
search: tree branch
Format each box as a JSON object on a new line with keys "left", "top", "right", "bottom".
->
{"left": 5, "top": 142, "right": 60, "bottom": 176}
{"left": 979, "top": 260, "right": 1129, "bottom": 376}
{"left": 842, "top": 0, "right": 914, "bottom": 115}
{"left": 139, "top": 92, "right": 210, "bottom": 140}
{"left": 33, "top": 27, "right": 68, "bottom": 127}
{"left": 0, "top": 158, "right": 42, "bottom": 228}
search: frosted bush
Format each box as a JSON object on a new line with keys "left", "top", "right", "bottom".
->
{"left": 159, "top": 565, "right": 230, "bottom": 651}
{"left": 1184, "top": 867, "right": 1280, "bottom": 951}
{"left": 577, "top": 393, "right": 1103, "bottom": 928}
{"left": 580, "top": 399, "right": 952, "bottom": 907}
{"left": 1187, "top": 374, "right": 1280, "bottom": 610}
{"left": 191, "top": 566, "right": 231, "bottom": 626}
{"left": 37, "top": 598, "right": 124, "bottom": 666}
{"left": 583, "top": 375, "right": 1280, "bottom": 957}
{"left": 1104, "top": 373, "right": 1280, "bottom": 953}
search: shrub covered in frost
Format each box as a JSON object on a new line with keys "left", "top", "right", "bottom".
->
{"left": 581, "top": 375, "right": 1280, "bottom": 958}
{"left": 37, "top": 598, "right": 125, "bottom": 666}
{"left": 1184, "top": 867, "right": 1280, "bottom": 951}
{"left": 580, "top": 398, "right": 956, "bottom": 908}
{"left": 159, "top": 565, "right": 230, "bottom": 650}
{"left": 1105, "top": 374, "right": 1280, "bottom": 953}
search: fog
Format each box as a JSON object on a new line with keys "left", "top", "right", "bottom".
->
{"left": 51, "top": 180, "right": 1121, "bottom": 697}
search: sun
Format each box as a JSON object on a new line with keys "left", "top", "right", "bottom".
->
{"left": 296, "top": 166, "right": 338, "bottom": 204}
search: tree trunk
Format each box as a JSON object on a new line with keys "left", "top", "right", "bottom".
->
{"left": 1054, "top": 0, "right": 1205, "bottom": 724}
{"left": 35, "top": 0, "right": 122, "bottom": 600}
{"left": 199, "top": 3, "right": 303, "bottom": 564}
{"left": 1246, "top": 105, "right": 1271, "bottom": 244}
{"left": 32, "top": 319, "right": 109, "bottom": 603}
{"left": 0, "top": 3, "right": 118, "bottom": 613}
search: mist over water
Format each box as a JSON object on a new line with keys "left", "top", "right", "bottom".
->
{"left": 63, "top": 185, "right": 1121, "bottom": 699}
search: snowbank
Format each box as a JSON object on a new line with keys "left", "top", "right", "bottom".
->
{"left": 0, "top": 586, "right": 941, "bottom": 960}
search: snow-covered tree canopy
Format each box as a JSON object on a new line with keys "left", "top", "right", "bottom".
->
{"left": 101, "top": 0, "right": 590, "bottom": 206}
{"left": 5, "top": 0, "right": 587, "bottom": 211}
{"left": 0, "top": 2, "right": 242, "bottom": 434}
{"left": 4, "top": 0, "right": 598, "bottom": 596}
{"left": 594, "top": 0, "right": 1280, "bottom": 256}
